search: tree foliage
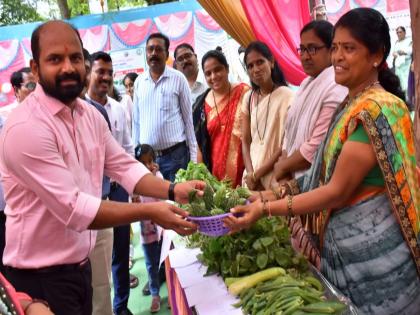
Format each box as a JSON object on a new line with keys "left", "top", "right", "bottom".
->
{"left": 0, "top": 0, "right": 177, "bottom": 26}
{"left": 0, "top": 0, "right": 44, "bottom": 26}
{"left": 59, "top": 0, "right": 176, "bottom": 19}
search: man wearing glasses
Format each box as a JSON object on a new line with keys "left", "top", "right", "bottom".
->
{"left": 174, "top": 43, "right": 207, "bottom": 104}
{"left": 11, "top": 68, "right": 37, "bottom": 104}
{"left": 1, "top": 68, "right": 37, "bottom": 121}
{"left": 132, "top": 33, "right": 197, "bottom": 181}
{"left": 86, "top": 51, "right": 135, "bottom": 315}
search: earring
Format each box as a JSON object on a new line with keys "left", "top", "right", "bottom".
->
{"left": 373, "top": 62, "right": 378, "bottom": 68}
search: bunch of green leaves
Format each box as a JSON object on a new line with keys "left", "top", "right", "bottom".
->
{"left": 185, "top": 233, "right": 209, "bottom": 249}
{"left": 175, "top": 161, "right": 218, "bottom": 184}
{"left": 197, "top": 217, "right": 308, "bottom": 278}
{"left": 175, "top": 162, "right": 251, "bottom": 217}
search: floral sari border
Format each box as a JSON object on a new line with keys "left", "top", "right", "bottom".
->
{"left": 361, "top": 110, "right": 420, "bottom": 276}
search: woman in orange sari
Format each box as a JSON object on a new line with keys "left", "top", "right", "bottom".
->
{"left": 193, "top": 50, "right": 249, "bottom": 187}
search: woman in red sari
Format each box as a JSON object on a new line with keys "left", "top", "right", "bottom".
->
{"left": 193, "top": 50, "right": 249, "bottom": 187}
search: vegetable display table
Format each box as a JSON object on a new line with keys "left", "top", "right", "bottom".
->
{"left": 164, "top": 245, "right": 358, "bottom": 315}
{"left": 165, "top": 246, "right": 242, "bottom": 315}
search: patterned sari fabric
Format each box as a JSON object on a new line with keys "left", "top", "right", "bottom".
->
{"left": 292, "top": 88, "right": 420, "bottom": 313}
{"left": 204, "top": 83, "right": 249, "bottom": 187}
{"left": 322, "top": 88, "right": 419, "bottom": 258}
{"left": 322, "top": 194, "right": 420, "bottom": 314}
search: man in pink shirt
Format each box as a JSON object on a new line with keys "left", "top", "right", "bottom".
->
{"left": 0, "top": 21, "right": 199, "bottom": 315}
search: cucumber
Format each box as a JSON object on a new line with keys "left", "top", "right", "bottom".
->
{"left": 228, "top": 267, "right": 286, "bottom": 296}
{"left": 225, "top": 276, "right": 246, "bottom": 287}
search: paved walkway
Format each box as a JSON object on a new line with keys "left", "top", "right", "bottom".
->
{"left": 112, "top": 227, "right": 171, "bottom": 315}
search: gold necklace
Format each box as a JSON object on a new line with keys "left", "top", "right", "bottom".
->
{"left": 255, "top": 85, "right": 275, "bottom": 145}
{"left": 212, "top": 84, "right": 231, "bottom": 132}
{"left": 346, "top": 81, "right": 380, "bottom": 107}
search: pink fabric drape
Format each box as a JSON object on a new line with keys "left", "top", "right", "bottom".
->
{"left": 240, "top": 0, "right": 311, "bottom": 85}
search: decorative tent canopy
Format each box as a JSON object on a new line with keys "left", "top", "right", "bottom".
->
{"left": 0, "top": 0, "right": 225, "bottom": 107}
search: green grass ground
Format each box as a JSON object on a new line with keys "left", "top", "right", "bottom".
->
{"left": 112, "top": 230, "right": 171, "bottom": 315}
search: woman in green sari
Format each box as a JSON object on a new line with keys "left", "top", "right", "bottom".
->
{"left": 225, "top": 8, "right": 420, "bottom": 314}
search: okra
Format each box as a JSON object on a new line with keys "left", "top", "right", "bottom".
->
{"left": 300, "top": 301, "right": 345, "bottom": 313}
{"left": 268, "top": 300, "right": 285, "bottom": 314}
{"left": 255, "top": 300, "right": 267, "bottom": 310}
{"left": 240, "top": 287, "right": 252, "bottom": 299}
{"left": 282, "top": 299, "right": 304, "bottom": 315}
{"left": 298, "top": 292, "right": 323, "bottom": 304}
{"left": 276, "top": 296, "right": 301, "bottom": 310}
{"left": 243, "top": 290, "right": 255, "bottom": 303}
{"left": 232, "top": 299, "right": 243, "bottom": 308}
{"left": 303, "top": 276, "right": 323, "bottom": 292}
{"left": 255, "top": 309, "right": 266, "bottom": 315}
{"left": 280, "top": 297, "right": 303, "bottom": 311}
{"left": 242, "top": 288, "right": 256, "bottom": 308}
{"left": 306, "top": 287, "right": 324, "bottom": 296}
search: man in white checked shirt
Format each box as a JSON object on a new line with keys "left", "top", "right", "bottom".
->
{"left": 86, "top": 51, "right": 134, "bottom": 315}
{"left": 132, "top": 33, "right": 197, "bottom": 181}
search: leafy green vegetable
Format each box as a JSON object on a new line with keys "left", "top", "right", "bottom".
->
{"left": 256, "top": 253, "right": 268, "bottom": 269}
{"left": 192, "top": 217, "right": 308, "bottom": 278}
{"left": 203, "top": 182, "right": 215, "bottom": 211}
{"left": 210, "top": 208, "right": 225, "bottom": 216}
{"left": 235, "top": 187, "right": 252, "bottom": 199}
{"left": 175, "top": 162, "right": 251, "bottom": 217}
{"left": 179, "top": 164, "right": 308, "bottom": 279}
{"left": 188, "top": 189, "right": 198, "bottom": 203}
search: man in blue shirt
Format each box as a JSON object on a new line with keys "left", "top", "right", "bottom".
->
{"left": 132, "top": 33, "right": 197, "bottom": 181}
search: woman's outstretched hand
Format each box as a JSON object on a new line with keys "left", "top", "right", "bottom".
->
{"left": 223, "top": 199, "right": 264, "bottom": 233}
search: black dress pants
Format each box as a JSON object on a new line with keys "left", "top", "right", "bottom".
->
{"left": 6, "top": 260, "right": 92, "bottom": 315}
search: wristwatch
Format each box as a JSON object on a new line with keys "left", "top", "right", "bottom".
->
{"left": 168, "top": 182, "right": 177, "bottom": 201}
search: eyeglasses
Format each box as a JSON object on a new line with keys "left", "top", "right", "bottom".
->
{"left": 22, "top": 82, "right": 36, "bottom": 91}
{"left": 297, "top": 45, "right": 326, "bottom": 56}
{"left": 176, "top": 52, "right": 193, "bottom": 63}
{"left": 146, "top": 45, "right": 165, "bottom": 54}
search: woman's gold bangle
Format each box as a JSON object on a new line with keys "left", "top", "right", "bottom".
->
{"left": 262, "top": 199, "right": 272, "bottom": 218}
{"left": 286, "top": 195, "right": 293, "bottom": 216}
